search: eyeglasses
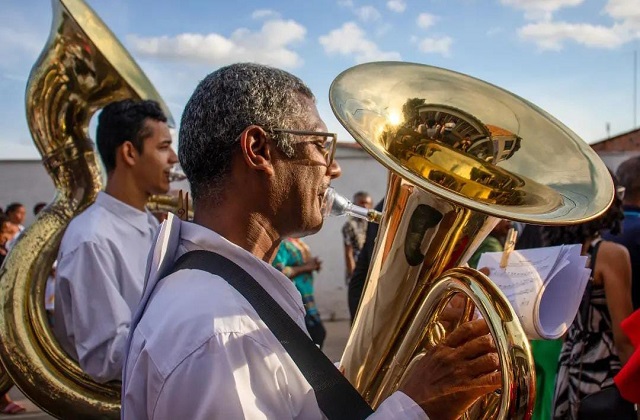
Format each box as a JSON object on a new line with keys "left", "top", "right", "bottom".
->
{"left": 272, "top": 128, "right": 338, "bottom": 167}
{"left": 616, "top": 185, "right": 626, "bottom": 201}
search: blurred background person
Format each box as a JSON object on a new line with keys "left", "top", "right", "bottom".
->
{"left": 4, "top": 203, "right": 25, "bottom": 232}
{"left": 341, "top": 191, "right": 372, "bottom": 284}
{"left": 348, "top": 199, "right": 384, "bottom": 324}
{"left": 272, "top": 237, "right": 326, "bottom": 348}
{"left": 605, "top": 156, "right": 640, "bottom": 310}
{"left": 549, "top": 174, "right": 635, "bottom": 419}
{"left": 3, "top": 203, "right": 25, "bottom": 252}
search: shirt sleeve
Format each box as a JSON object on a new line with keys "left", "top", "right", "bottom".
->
{"left": 150, "top": 332, "right": 323, "bottom": 419}
{"left": 55, "top": 241, "right": 132, "bottom": 383}
{"left": 370, "top": 391, "right": 428, "bottom": 419}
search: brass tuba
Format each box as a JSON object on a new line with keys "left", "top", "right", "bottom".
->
{"left": 0, "top": 0, "right": 173, "bottom": 417}
{"left": 330, "top": 62, "right": 613, "bottom": 418}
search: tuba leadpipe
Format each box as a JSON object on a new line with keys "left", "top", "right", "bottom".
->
{"left": 329, "top": 62, "right": 613, "bottom": 418}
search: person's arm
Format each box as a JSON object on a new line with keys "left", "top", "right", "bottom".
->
{"left": 272, "top": 243, "right": 318, "bottom": 278}
{"left": 344, "top": 243, "right": 356, "bottom": 278}
{"left": 342, "top": 223, "right": 357, "bottom": 278}
{"left": 599, "top": 241, "right": 635, "bottom": 364}
{"left": 55, "top": 242, "right": 132, "bottom": 382}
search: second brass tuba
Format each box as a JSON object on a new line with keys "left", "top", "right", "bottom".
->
{"left": 0, "top": 0, "right": 174, "bottom": 417}
{"left": 330, "top": 62, "right": 613, "bottom": 418}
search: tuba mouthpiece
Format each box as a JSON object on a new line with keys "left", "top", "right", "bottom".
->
{"left": 321, "top": 187, "right": 382, "bottom": 223}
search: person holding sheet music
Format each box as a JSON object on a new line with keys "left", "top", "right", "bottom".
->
{"left": 548, "top": 174, "right": 635, "bottom": 419}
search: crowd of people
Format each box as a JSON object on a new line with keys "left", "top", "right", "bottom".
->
{"left": 0, "top": 62, "right": 639, "bottom": 419}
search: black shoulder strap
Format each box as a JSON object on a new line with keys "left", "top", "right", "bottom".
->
{"left": 169, "top": 250, "right": 374, "bottom": 420}
{"left": 579, "top": 239, "right": 603, "bottom": 326}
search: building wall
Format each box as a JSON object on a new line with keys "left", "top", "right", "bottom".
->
{"left": 0, "top": 146, "right": 389, "bottom": 321}
{"left": 590, "top": 128, "right": 640, "bottom": 172}
{"left": 0, "top": 160, "right": 55, "bottom": 225}
{"left": 597, "top": 151, "right": 640, "bottom": 172}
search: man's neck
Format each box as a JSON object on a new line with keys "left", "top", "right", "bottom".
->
{"left": 193, "top": 199, "right": 281, "bottom": 263}
{"left": 104, "top": 173, "right": 148, "bottom": 211}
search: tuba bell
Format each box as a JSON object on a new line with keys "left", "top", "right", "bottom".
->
{"left": 329, "top": 62, "right": 613, "bottom": 418}
{"left": 0, "top": 0, "right": 174, "bottom": 417}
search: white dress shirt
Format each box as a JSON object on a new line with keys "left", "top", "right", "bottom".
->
{"left": 54, "top": 192, "right": 158, "bottom": 383}
{"left": 122, "top": 214, "right": 427, "bottom": 420}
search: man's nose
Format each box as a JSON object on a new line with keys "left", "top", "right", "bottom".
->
{"left": 169, "top": 148, "right": 179, "bottom": 164}
{"left": 326, "top": 160, "right": 341, "bottom": 179}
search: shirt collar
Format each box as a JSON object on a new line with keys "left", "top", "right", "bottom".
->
{"left": 95, "top": 191, "right": 157, "bottom": 234}
{"left": 133, "top": 214, "right": 304, "bottom": 335}
{"left": 179, "top": 221, "right": 303, "bottom": 306}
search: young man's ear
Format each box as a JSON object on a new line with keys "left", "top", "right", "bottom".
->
{"left": 119, "top": 140, "right": 141, "bottom": 168}
{"left": 239, "top": 125, "right": 275, "bottom": 176}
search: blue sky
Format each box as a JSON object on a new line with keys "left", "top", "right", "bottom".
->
{"left": 1, "top": 0, "right": 640, "bottom": 159}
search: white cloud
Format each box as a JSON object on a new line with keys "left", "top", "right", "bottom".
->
{"left": 355, "top": 6, "right": 381, "bottom": 22}
{"left": 519, "top": 21, "right": 627, "bottom": 50}
{"left": 251, "top": 9, "right": 280, "bottom": 20}
{"left": 418, "top": 36, "right": 453, "bottom": 56}
{"left": 127, "top": 19, "right": 306, "bottom": 69}
{"left": 508, "top": 0, "right": 640, "bottom": 50}
{"left": 605, "top": 0, "right": 640, "bottom": 33}
{"left": 387, "top": 0, "right": 406, "bottom": 13}
{"left": 338, "top": 2, "right": 382, "bottom": 23}
{"left": 319, "top": 22, "right": 401, "bottom": 63}
{"left": 605, "top": 0, "right": 640, "bottom": 21}
{"left": 500, "top": 0, "right": 584, "bottom": 21}
{"left": 416, "top": 13, "right": 437, "bottom": 30}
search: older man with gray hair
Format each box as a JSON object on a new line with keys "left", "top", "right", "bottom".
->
{"left": 122, "top": 63, "right": 500, "bottom": 419}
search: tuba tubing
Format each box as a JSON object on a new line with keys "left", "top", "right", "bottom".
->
{"left": 0, "top": 0, "right": 174, "bottom": 417}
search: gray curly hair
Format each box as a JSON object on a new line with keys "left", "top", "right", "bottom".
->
{"left": 179, "top": 63, "right": 315, "bottom": 203}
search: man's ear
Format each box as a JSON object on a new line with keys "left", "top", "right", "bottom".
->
{"left": 119, "top": 140, "right": 141, "bottom": 168}
{"left": 239, "top": 125, "right": 275, "bottom": 176}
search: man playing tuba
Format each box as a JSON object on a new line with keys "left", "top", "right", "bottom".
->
{"left": 122, "top": 63, "right": 500, "bottom": 419}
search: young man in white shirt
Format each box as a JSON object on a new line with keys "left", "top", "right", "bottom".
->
{"left": 123, "top": 64, "right": 500, "bottom": 419}
{"left": 54, "top": 99, "right": 178, "bottom": 383}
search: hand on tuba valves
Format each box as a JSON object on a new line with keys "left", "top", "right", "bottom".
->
{"left": 399, "top": 319, "right": 501, "bottom": 420}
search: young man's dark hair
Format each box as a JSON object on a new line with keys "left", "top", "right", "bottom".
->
{"left": 96, "top": 99, "right": 167, "bottom": 172}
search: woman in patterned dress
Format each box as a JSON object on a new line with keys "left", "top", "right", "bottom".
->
{"left": 272, "top": 237, "right": 326, "bottom": 348}
{"left": 549, "top": 180, "right": 635, "bottom": 419}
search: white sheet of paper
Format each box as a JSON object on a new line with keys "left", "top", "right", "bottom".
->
{"left": 476, "top": 244, "right": 589, "bottom": 339}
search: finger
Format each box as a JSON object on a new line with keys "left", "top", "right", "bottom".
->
{"left": 455, "top": 333, "right": 496, "bottom": 360}
{"left": 438, "top": 370, "right": 502, "bottom": 396}
{"left": 445, "top": 319, "right": 490, "bottom": 348}
{"left": 468, "top": 371, "right": 502, "bottom": 393}
{"left": 479, "top": 267, "right": 490, "bottom": 276}
{"left": 457, "top": 353, "right": 500, "bottom": 378}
